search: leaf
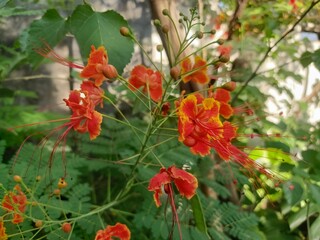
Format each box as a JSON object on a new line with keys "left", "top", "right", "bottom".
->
{"left": 283, "top": 181, "right": 304, "bottom": 206}
{"left": 309, "top": 184, "right": 320, "bottom": 205}
{"left": 313, "top": 48, "right": 320, "bottom": 71}
{"left": 190, "top": 194, "right": 209, "bottom": 238}
{"left": 288, "top": 203, "right": 320, "bottom": 230}
{"left": 22, "top": 9, "right": 67, "bottom": 67}
{"left": 68, "top": 4, "right": 134, "bottom": 75}
{"left": 300, "top": 51, "right": 313, "bottom": 68}
{"left": 310, "top": 216, "right": 320, "bottom": 240}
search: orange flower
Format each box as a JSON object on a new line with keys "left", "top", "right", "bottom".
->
{"left": 35, "top": 43, "right": 117, "bottom": 86}
{"left": 180, "top": 55, "right": 209, "bottom": 84}
{"left": 148, "top": 166, "right": 198, "bottom": 207}
{"left": 80, "top": 46, "right": 118, "bottom": 86}
{"left": 95, "top": 223, "right": 131, "bottom": 240}
{"left": 128, "top": 65, "right": 163, "bottom": 102}
{"left": 0, "top": 221, "right": 7, "bottom": 240}
{"left": 2, "top": 185, "right": 27, "bottom": 224}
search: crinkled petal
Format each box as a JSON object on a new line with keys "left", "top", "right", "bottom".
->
{"left": 87, "top": 46, "right": 107, "bottom": 65}
{"left": 222, "top": 121, "right": 237, "bottom": 141}
{"left": 219, "top": 102, "right": 234, "bottom": 119}
{"left": 95, "top": 223, "right": 131, "bottom": 240}
{"left": 190, "top": 140, "right": 211, "bottom": 157}
{"left": 179, "top": 95, "right": 197, "bottom": 119}
{"left": 169, "top": 166, "right": 198, "bottom": 199}
{"left": 87, "top": 111, "right": 102, "bottom": 140}
{"left": 148, "top": 170, "right": 171, "bottom": 207}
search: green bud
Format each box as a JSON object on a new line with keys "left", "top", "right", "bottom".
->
{"left": 217, "top": 39, "right": 225, "bottom": 45}
{"left": 162, "top": 9, "right": 169, "bottom": 16}
{"left": 196, "top": 31, "right": 204, "bottom": 39}
{"left": 154, "top": 19, "right": 161, "bottom": 26}
{"left": 156, "top": 45, "right": 163, "bottom": 52}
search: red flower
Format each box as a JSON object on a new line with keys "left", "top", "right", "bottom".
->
{"left": 80, "top": 46, "right": 118, "bottom": 86}
{"left": 128, "top": 65, "right": 163, "bottom": 102}
{"left": 35, "top": 43, "right": 117, "bottom": 86}
{"left": 63, "top": 89, "right": 102, "bottom": 140}
{"left": 180, "top": 56, "right": 209, "bottom": 84}
{"left": 0, "top": 220, "right": 7, "bottom": 240}
{"left": 148, "top": 166, "right": 198, "bottom": 207}
{"left": 2, "top": 185, "right": 27, "bottom": 224}
{"left": 95, "top": 223, "right": 131, "bottom": 240}
{"left": 213, "top": 88, "right": 234, "bottom": 119}
{"left": 80, "top": 80, "right": 105, "bottom": 108}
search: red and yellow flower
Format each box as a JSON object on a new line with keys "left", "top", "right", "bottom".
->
{"left": 180, "top": 55, "right": 209, "bottom": 84}
{"left": 95, "top": 223, "right": 130, "bottom": 240}
{"left": 128, "top": 65, "right": 163, "bottom": 102}
{"left": 2, "top": 185, "right": 27, "bottom": 224}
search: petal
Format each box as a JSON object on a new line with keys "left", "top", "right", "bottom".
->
{"left": 80, "top": 81, "right": 104, "bottom": 107}
{"left": 148, "top": 170, "right": 171, "bottom": 191}
{"left": 80, "top": 65, "right": 98, "bottom": 79}
{"left": 192, "top": 71, "right": 210, "bottom": 84}
{"left": 149, "top": 86, "right": 163, "bottom": 102}
{"left": 106, "top": 223, "right": 131, "bottom": 240}
{"left": 88, "top": 45, "right": 107, "bottom": 65}
{"left": 190, "top": 140, "right": 211, "bottom": 157}
{"left": 219, "top": 103, "right": 234, "bottom": 119}
{"left": 169, "top": 166, "right": 198, "bottom": 199}
{"left": 148, "top": 170, "right": 171, "bottom": 207}
{"left": 179, "top": 95, "right": 197, "bottom": 120}
{"left": 181, "top": 57, "right": 192, "bottom": 73}
{"left": 87, "top": 111, "right": 103, "bottom": 140}
{"left": 222, "top": 121, "right": 237, "bottom": 141}
{"left": 214, "top": 89, "right": 231, "bottom": 103}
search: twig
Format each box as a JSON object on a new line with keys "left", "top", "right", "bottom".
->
{"left": 232, "top": 0, "right": 320, "bottom": 104}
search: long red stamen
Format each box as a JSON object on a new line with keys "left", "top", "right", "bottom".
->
{"left": 33, "top": 42, "right": 84, "bottom": 69}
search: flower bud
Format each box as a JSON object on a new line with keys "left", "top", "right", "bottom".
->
{"left": 62, "top": 222, "right": 72, "bottom": 233}
{"left": 57, "top": 178, "right": 67, "bottom": 189}
{"left": 102, "top": 64, "right": 118, "bottom": 79}
{"left": 162, "top": 9, "right": 169, "bottom": 16}
{"left": 35, "top": 220, "right": 43, "bottom": 228}
{"left": 153, "top": 19, "right": 161, "bottom": 26}
{"left": 217, "top": 39, "right": 225, "bottom": 45}
{"left": 196, "top": 31, "right": 203, "bottom": 39}
{"left": 156, "top": 45, "right": 163, "bottom": 52}
{"left": 221, "top": 81, "right": 236, "bottom": 91}
{"left": 219, "top": 54, "right": 230, "bottom": 63}
{"left": 53, "top": 189, "right": 61, "bottom": 196}
{"left": 210, "top": 29, "right": 216, "bottom": 35}
{"left": 120, "top": 27, "right": 130, "bottom": 37}
{"left": 161, "top": 24, "right": 170, "bottom": 33}
{"left": 170, "top": 66, "right": 180, "bottom": 80}
{"left": 13, "top": 175, "right": 22, "bottom": 183}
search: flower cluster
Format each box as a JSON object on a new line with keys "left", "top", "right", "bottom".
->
{"left": 1, "top": 185, "right": 27, "bottom": 224}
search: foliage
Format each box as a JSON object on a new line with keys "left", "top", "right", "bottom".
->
{"left": 0, "top": 0, "right": 320, "bottom": 239}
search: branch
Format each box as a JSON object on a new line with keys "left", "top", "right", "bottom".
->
{"left": 231, "top": 0, "right": 320, "bottom": 104}
{"left": 227, "top": 0, "right": 248, "bottom": 40}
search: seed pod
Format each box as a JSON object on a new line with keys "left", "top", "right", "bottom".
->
{"left": 170, "top": 66, "right": 180, "bottom": 80}
{"left": 62, "top": 222, "right": 72, "bottom": 233}
{"left": 13, "top": 175, "right": 22, "bottom": 183}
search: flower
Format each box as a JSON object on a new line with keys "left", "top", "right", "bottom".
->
{"left": 128, "top": 65, "right": 163, "bottom": 102}
{"left": 95, "top": 223, "right": 131, "bottom": 240}
{"left": 79, "top": 80, "right": 104, "bottom": 108}
{"left": 63, "top": 89, "right": 102, "bottom": 140}
{"left": 80, "top": 46, "right": 118, "bottom": 86}
{"left": 180, "top": 55, "right": 209, "bottom": 84}
{"left": 148, "top": 166, "right": 198, "bottom": 207}
{"left": 213, "top": 88, "right": 234, "bottom": 119}
{"left": 176, "top": 92, "right": 267, "bottom": 173}
{"left": 217, "top": 45, "right": 232, "bottom": 57}
{"left": 0, "top": 220, "right": 7, "bottom": 240}
{"left": 2, "top": 185, "right": 27, "bottom": 224}
{"left": 35, "top": 43, "right": 117, "bottom": 86}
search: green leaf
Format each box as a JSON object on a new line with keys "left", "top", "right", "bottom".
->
{"left": 288, "top": 203, "right": 320, "bottom": 230}
{"left": 310, "top": 216, "right": 320, "bottom": 240}
{"left": 283, "top": 181, "right": 304, "bottom": 206}
{"left": 22, "top": 9, "right": 67, "bottom": 67}
{"left": 313, "top": 48, "right": 320, "bottom": 71}
{"left": 300, "top": 51, "right": 313, "bottom": 68}
{"left": 190, "top": 194, "right": 209, "bottom": 238}
{"left": 309, "top": 184, "right": 320, "bottom": 205}
{"left": 68, "top": 4, "right": 134, "bottom": 74}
